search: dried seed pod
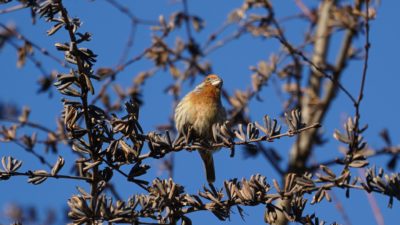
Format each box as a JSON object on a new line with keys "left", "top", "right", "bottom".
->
{"left": 1, "top": 156, "right": 22, "bottom": 174}
{"left": 28, "top": 170, "right": 48, "bottom": 185}
{"left": 320, "top": 165, "right": 336, "bottom": 178}
{"left": 234, "top": 124, "right": 246, "bottom": 141}
{"left": 51, "top": 156, "right": 65, "bottom": 176}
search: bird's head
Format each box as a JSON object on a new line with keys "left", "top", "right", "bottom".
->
{"left": 193, "top": 74, "right": 223, "bottom": 93}
{"left": 203, "top": 74, "right": 223, "bottom": 89}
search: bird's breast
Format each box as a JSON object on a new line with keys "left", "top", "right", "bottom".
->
{"left": 175, "top": 84, "right": 225, "bottom": 139}
{"left": 189, "top": 95, "right": 224, "bottom": 137}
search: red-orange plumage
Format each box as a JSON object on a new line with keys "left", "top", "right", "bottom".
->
{"left": 174, "top": 74, "right": 226, "bottom": 183}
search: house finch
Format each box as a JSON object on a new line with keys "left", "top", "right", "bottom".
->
{"left": 174, "top": 74, "right": 226, "bottom": 184}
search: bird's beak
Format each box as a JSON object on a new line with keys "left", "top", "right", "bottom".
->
{"left": 211, "top": 79, "right": 222, "bottom": 88}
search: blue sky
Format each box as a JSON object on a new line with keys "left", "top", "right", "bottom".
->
{"left": 1, "top": 0, "right": 400, "bottom": 224}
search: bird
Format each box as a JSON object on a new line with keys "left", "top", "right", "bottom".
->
{"left": 174, "top": 74, "right": 226, "bottom": 184}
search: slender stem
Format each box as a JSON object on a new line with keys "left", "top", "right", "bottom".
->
{"left": 5, "top": 38, "right": 49, "bottom": 75}
{"left": 353, "top": 0, "right": 370, "bottom": 135}
{"left": 1, "top": 171, "right": 91, "bottom": 181}
{"left": 0, "top": 23, "right": 70, "bottom": 68}
{"left": 105, "top": 0, "right": 158, "bottom": 25}
{"left": 309, "top": 147, "right": 391, "bottom": 172}
{"left": 58, "top": 1, "right": 99, "bottom": 223}
{"left": 0, "top": 117, "right": 56, "bottom": 135}
{"left": 0, "top": 2, "right": 31, "bottom": 14}
{"left": 101, "top": 157, "right": 149, "bottom": 191}
{"left": 273, "top": 34, "right": 357, "bottom": 104}
{"left": 182, "top": 0, "right": 193, "bottom": 42}
{"left": 12, "top": 140, "right": 53, "bottom": 169}
{"left": 138, "top": 123, "right": 321, "bottom": 160}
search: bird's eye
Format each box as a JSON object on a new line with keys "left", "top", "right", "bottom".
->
{"left": 206, "top": 78, "right": 211, "bottom": 81}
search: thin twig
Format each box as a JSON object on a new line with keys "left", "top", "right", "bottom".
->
{"left": 258, "top": 143, "right": 285, "bottom": 175}
{"left": 330, "top": 190, "right": 353, "bottom": 225}
{"left": 117, "top": 24, "right": 137, "bottom": 67}
{"left": 358, "top": 168, "right": 384, "bottom": 225}
{"left": 101, "top": 156, "right": 149, "bottom": 191}
{"left": 273, "top": 34, "right": 357, "bottom": 104}
{"left": 106, "top": 183, "right": 123, "bottom": 200}
{"left": 216, "top": 122, "right": 321, "bottom": 147}
{"left": 294, "top": 0, "right": 316, "bottom": 22}
{"left": 0, "top": 171, "right": 91, "bottom": 181}
{"left": 0, "top": 3, "right": 27, "bottom": 14}
{"left": 57, "top": 2, "right": 100, "bottom": 222}
{"left": 138, "top": 123, "right": 321, "bottom": 160}
{"left": 0, "top": 117, "right": 56, "bottom": 135}
{"left": 116, "top": 48, "right": 149, "bottom": 73}
{"left": 0, "top": 23, "right": 70, "bottom": 68}
{"left": 182, "top": 0, "right": 193, "bottom": 42}
{"left": 202, "top": 21, "right": 232, "bottom": 50}
{"left": 12, "top": 140, "right": 53, "bottom": 169}
{"left": 353, "top": 0, "right": 370, "bottom": 134}
{"left": 6, "top": 38, "right": 49, "bottom": 75}
{"left": 203, "top": 26, "right": 245, "bottom": 55}
{"left": 309, "top": 146, "right": 399, "bottom": 172}
{"left": 106, "top": 0, "right": 158, "bottom": 25}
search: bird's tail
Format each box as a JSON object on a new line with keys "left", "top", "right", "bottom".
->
{"left": 199, "top": 150, "right": 215, "bottom": 184}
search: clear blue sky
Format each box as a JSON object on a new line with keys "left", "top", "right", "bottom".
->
{"left": 1, "top": 0, "right": 400, "bottom": 224}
